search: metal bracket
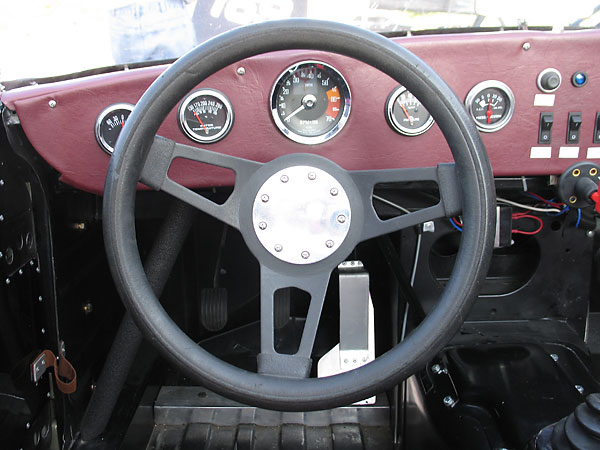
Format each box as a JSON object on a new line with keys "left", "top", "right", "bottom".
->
{"left": 31, "top": 352, "right": 47, "bottom": 383}
{"left": 317, "top": 260, "right": 375, "bottom": 404}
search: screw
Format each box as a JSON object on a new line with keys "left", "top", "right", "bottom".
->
{"left": 36, "top": 267, "right": 41, "bottom": 273}
{"left": 587, "top": 230, "right": 595, "bottom": 238}
{"left": 48, "top": 100, "right": 57, "bottom": 108}
{"left": 550, "top": 353, "right": 559, "bottom": 362}
{"left": 326, "top": 240, "right": 334, "bottom": 248}
{"left": 261, "top": 194, "right": 269, "bottom": 203}
{"left": 301, "top": 251, "right": 310, "bottom": 259}
{"left": 0, "top": 214, "right": 4, "bottom": 221}
{"left": 236, "top": 67, "right": 246, "bottom": 76}
{"left": 432, "top": 364, "right": 442, "bottom": 374}
{"left": 522, "top": 42, "right": 531, "bottom": 51}
{"left": 5, "top": 278, "right": 9, "bottom": 285}
{"left": 38, "top": 296, "right": 42, "bottom": 302}
{"left": 18, "top": 269, "right": 23, "bottom": 275}
{"left": 41, "top": 328, "right": 45, "bottom": 334}
{"left": 308, "top": 172, "right": 316, "bottom": 180}
{"left": 337, "top": 214, "right": 346, "bottom": 224}
{"left": 258, "top": 222, "right": 267, "bottom": 230}
{"left": 0, "top": 179, "right": 4, "bottom": 186}
{"left": 443, "top": 396, "right": 456, "bottom": 408}
{"left": 575, "top": 385, "right": 584, "bottom": 394}
{"left": 280, "top": 175, "right": 289, "bottom": 183}
{"left": 274, "top": 244, "right": 283, "bottom": 252}
{"left": 26, "top": 422, "right": 30, "bottom": 429}
{"left": 330, "top": 188, "right": 338, "bottom": 196}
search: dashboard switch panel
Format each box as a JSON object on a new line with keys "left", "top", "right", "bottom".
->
{"left": 567, "top": 112, "right": 582, "bottom": 144}
{"left": 538, "top": 112, "right": 553, "bottom": 144}
{"left": 594, "top": 113, "right": 600, "bottom": 144}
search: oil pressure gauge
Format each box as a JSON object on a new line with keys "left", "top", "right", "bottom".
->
{"left": 465, "top": 80, "right": 515, "bottom": 132}
{"left": 386, "top": 86, "right": 434, "bottom": 136}
{"left": 178, "top": 89, "right": 234, "bottom": 143}
{"left": 95, "top": 103, "right": 134, "bottom": 154}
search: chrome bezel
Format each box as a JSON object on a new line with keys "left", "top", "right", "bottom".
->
{"left": 178, "top": 89, "right": 234, "bottom": 144}
{"left": 537, "top": 68, "right": 562, "bottom": 93}
{"left": 270, "top": 60, "right": 351, "bottom": 145}
{"left": 465, "top": 80, "right": 515, "bottom": 133}
{"left": 386, "top": 86, "right": 435, "bottom": 136}
{"left": 95, "top": 103, "right": 134, "bottom": 154}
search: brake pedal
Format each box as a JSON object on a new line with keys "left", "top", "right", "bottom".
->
{"left": 200, "top": 288, "right": 228, "bottom": 331}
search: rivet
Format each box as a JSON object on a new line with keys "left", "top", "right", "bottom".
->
{"left": 26, "top": 422, "right": 30, "bottom": 429}
{"left": 38, "top": 296, "right": 42, "bottom": 302}
{"left": 18, "top": 269, "right": 23, "bottom": 275}
{"left": 48, "top": 99, "right": 57, "bottom": 108}
{"left": 274, "top": 244, "right": 283, "bottom": 252}
{"left": 236, "top": 67, "right": 246, "bottom": 76}
{"left": 0, "top": 179, "right": 4, "bottom": 186}
{"left": 5, "top": 278, "right": 9, "bottom": 285}
{"left": 0, "top": 214, "right": 4, "bottom": 221}
{"left": 522, "top": 42, "right": 531, "bottom": 51}
{"left": 258, "top": 222, "right": 267, "bottom": 230}
{"left": 550, "top": 353, "right": 559, "bottom": 362}
{"left": 41, "top": 328, "right": 45, "bottom": 334}
{"left": 330, "top": 188, "right": 338, "bottom": 196}
{"left": 36, "top": 267, "right": 41, "bottom": 273}
{"left": 443, "top": 396, "right": 455, "bottom": 407}
{"left": 280, "top": 175, "right": 289, "bottom": 183}
{"left": 573, "top": 168, "right": 581, "bottom": 177}
{"left": 308, "top": 172, "right": 316, "bottom": 180}
{"left": 326, "top": 240, "right": 334, "bottom": 248}
{"left": 337, "top": 214, "right": 346, "bottom": 224}
{"left": 575, "top": 385, "right": 584, "bottom": 394}
{"left": 261, "top": 194, "right": 269, "bottom": 203}
{"left": 569, "top": 195, "right": 577, "bottom": 204}
{"left": 301, "top": 251, "right": 310, "bottom": 259}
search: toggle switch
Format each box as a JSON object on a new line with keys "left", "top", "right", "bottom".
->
{"left": 567, "top": 112, "right": 582, "bottom": 144}
{"left": 538, "top": 112, "right": 553, "bottom": 144}
{"left": 594, "top": 112, "right": 600, "bottom": 144}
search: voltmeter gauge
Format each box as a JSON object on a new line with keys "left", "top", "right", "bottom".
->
{"left": 95, "top": 103, "right": 134, "bottom": 154}
{"left": 178, "top": 89, "right": 234, "bottom": 143}
{"left": 271, "top": 61, "right": 351, "bottom": 145}
{"left": 386, "top": 86, "right": 434, "bottom": 136}
{"left": 465, "top": 80, "right": 515, "bottom": 132}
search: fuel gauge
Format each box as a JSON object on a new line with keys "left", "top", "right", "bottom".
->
{"left": 386, "top": 86, "right": 434, "bottom": 136}
{"left": 178, "top": 89, "right": 234, "bottom": 143}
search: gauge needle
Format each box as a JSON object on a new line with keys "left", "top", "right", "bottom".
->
{"left": 486, "top": 99, "right": 493, "bottom": 124}
{"left": 193, "top": 112, "right": 209, "bottom": 134}
{"left": 400, "top": 103, "right": 414, "bottom": 125}
{"left": 284, "top": 104, "right": 305, "bottom": 122}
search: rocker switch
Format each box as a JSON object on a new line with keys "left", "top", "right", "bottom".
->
{"left": 594, "top": 113, "right": 600, "bottom": 144}
{"left": 538, "top": 112, "right": 553, "bottom": 144}
{"left": 567, "top": 112, "right": 582, "bottom": 144}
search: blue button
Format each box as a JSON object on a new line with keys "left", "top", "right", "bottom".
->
{"left": 572, "top": 71, "right": 588, "bottom": 87}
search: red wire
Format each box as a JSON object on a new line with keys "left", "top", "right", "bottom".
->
{"left": 512, "top": 213, "right": 543, "bottom": 235}
{"left": 524, "top": 191, "right": 565, "bottom": 208}
{"left": 452, "top": 217, "right": 463, "bottom": 228}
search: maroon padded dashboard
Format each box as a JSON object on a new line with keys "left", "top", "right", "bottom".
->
{"left": 2, "top": 29, "right": 600, "bottom": 195}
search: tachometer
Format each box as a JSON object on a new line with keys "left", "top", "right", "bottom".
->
{"left": 95, "top": 103, "right": 134, "bottom": 154}
{"left": 386, "top": 86, "right": 434, "bottom": 136}
{"left": 271, "top": 61, "right": 351, "bottom": 144}
{"left": 465, "top": 80, "right": 515, "bottom": 132}
{"left": 178, "top": 89, "right": 234, "bottom": 143}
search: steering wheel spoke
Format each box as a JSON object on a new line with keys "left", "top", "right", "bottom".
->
{"left": 350, "top": 163, "right": 462, "bottom": 241}
{"left": 257, "top": 264, "right": 331, "bottom": 378}
{"left": 139, "top": 136, "right": 262, "bottom": 228}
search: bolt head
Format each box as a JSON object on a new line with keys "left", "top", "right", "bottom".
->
{"left": 41, "top": 328, "right": 45, "bottom": 334}
{"left": 326, "top": 240, "right": 334, "bottom": 248}
{"left": 0, "top": 214, "right": 4, "bottom": 221}
{"left": 5, "top": 278, "right": 10, "bottom": 285}
{"left": 258, "top": 221, "right": 267, "bottom": 230}
{"left": 575, "top": 385, "right": 585, "bottom": 394}
{"left": 443, "top": 396, "right": 455, "bottom": 407}
{"left": 280, "top": 175, "right": 289, "bottom": 183}
{"left": 18, "top": 269, "right": 23, "bottom": 275}
{"left": 337, "top": 214, "right": 346, "bottom": 224}
{"left": 301, "top": 251, "right": 310, "bottom": 259}
{"left": 38, "top": 296, "right": 42, "bottom": 302}
{"left": 26, "top": 422, "right": 30, "bottom": 429}
{"left": 308, "top": 172, "right": 316, "bottom": 180}
{"left": 550, "top": 353, "right": 559, "bottom": 362}
{"left": 587, "top": 230, "right": 595, "bottom": 238}
{"left": 330, "top": 188, "right": 338, "bottom": 196}
{"left": 522, "top": 42, "right": 531, "bottom": 51}
{"left": 236, "top": 67, "right": 246, "bottom": 75}
{"left": 0, "top": 179, "right": 4, "bottom": 186}
{"left": 261, "top": 194, "right": 269, "bottom": 203}
{"left": 274, "top": 244, "right": 283, "bottom": 252}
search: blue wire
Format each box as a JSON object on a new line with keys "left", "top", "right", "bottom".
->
{"left": 449, "top": 218, "right": 463, "bottom": 232}
{"left": 576, "top": 208, "right": 582, "bottom": 228}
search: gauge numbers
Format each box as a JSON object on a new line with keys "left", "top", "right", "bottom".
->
{"left": 386, "top": 86, "right": 434, "bottom": 136}
{"left": 95, "top": 103, "right": 134, "bottom": 154}
{"left": 465, "top": 80, "right": 515, "bottom": 132}
{"left": 271, "top": 61, "right": 351, "bottom": 145}
{"left": 178, "top": 89, "right": 234, "bottom": 143}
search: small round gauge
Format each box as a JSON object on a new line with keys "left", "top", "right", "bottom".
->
{"left": 386, "top": 86, "right": 434, "bottom": 136}
{"left": 271, "top": 61, "right": 351, "bottom": 145}
{"left": 95, "top": 103, "right": 134, "bottom": 154}
{"left": 178, "top": 89, "right": 234, "bottom": 143}
{"left": 465, "top": 80, "right": 515, "bottom": 132}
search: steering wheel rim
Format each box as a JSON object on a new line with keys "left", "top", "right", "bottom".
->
{"left": 103, "top": 19, "right": 496, "bottom": 411}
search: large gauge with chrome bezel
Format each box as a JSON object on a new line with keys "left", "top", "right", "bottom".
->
{"left": 465, "top": 80, "right": 515, "bottom": 132}
{"left": 271, "top": 61, "right": 351, "bottom": 144}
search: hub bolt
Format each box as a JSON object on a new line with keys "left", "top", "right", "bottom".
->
{"left": 258, "top": 222, "right": 267, "bottom": 230}
{"left": 280, "top": 175, "right": 289, "bottom": 183}
{"left": 274, "top": 244, "right": 283, "bottom": 252}
{"left": 326, "top": 240, "right": 334, "bottom": 248}
{"left": 337, "top": 214, "right": 347, "bottom": 224}
{"left": 330, "top": 188, "right": 338, "bottom": 196}
{"left": 261, "top": 194, "right": 269, "bottom": 203}
{"left": 301, "top": 251, "right": 310, "bottom": 259}
{"left": 308, "top": 172, "right": 316, "bottom": 180}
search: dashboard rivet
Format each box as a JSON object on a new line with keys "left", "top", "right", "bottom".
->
{"left": 522, "top": 42, "right": 531, "bottom": 51}
{"left": 575, "top": 385, "right": 585, "bottom": 394}
{"left": 330, "top": 188, "right": 338, "bottom": 196}
{"left": 258, "top": 222, "right": 267, "bottom": 230}
{"left": 308, "top": 172, "right": 316, "bottom": 180}
{"left": 337, "top": 214, "right": 347, "bottom": 224}
{"left": 236, "top": 67, "right": 245, "bottom": 76}
{"left": 280, "top": 175, "right": 289, "bottom": 183}
{"left": 261, "top": 194, "right": 269, "bottom": 203}
{"left": 326, "top": 240, "right": 334, "bottom": 248}
{"left": 48, "top": 99, "right": 57, "bottom": 108}
{"left": 301, "top": 251, "right": 310, "bottom": 259}
{"left": 274, "top": 244, "right": 283, "bottom": 252}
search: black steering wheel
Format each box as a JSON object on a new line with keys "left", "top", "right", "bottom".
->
{"left": 103, "top": 19, "right": 495, "bottom": 411}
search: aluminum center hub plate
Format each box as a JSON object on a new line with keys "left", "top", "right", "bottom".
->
{"left": 252, "top": 165, "right": 351, "bottom": 265}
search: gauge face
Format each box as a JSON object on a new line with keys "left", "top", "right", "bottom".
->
{"left": 95, "top": 103, "right": 134, "bottom": 154}
{"left": 178, "top": 89, "right": 234, "bottom": 143}
{"left": 465, "top": 80, "right": 515, "bottom": 132}
{"left": 271, "top": 61, "right": 351, "bottom": 144}
{"left": 386, "top": 86, "right": 434, "bottom": 136}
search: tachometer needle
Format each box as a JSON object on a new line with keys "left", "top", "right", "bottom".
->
{"left": 486, "top": 99, "right": 493, "bottom": 124}
{"left": 284, "top": 104, "right": 305, "bottom": 122}
{"left": 400, "top": 103, "right": 414, "bottom": 126}
{"left": 193, "top": 112, "right": 209, "bottom": 134}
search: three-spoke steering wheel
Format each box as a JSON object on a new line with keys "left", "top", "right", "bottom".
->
{"left": 103, "top": 19, "right": 495, "bottom": 411}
